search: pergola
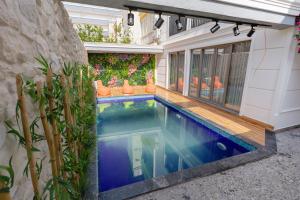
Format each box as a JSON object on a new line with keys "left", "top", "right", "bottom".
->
{"left": 64, "top": 0, "right": 299, "bottom": 29}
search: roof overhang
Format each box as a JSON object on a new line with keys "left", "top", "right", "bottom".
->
{"left": 84, "top": 42, "right": 164, "bottom": 54}
{"left": 64, "top": 0, "right": 299, "bottom": 29}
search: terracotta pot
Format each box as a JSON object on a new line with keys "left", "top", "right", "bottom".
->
{"left": 145, "top": 79, "right": 156, "bottom": 93}
{"left": 0, "top": 192, "right": 12, "bottom": 200}
{"left": 97, "top": 80, "right": 111, "bottom": 97}
{"left": 122, "top": 80, "right": 133, "bottom": 94}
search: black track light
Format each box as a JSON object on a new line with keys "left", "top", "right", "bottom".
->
{"left": 127, "top": 10, "right": 134, "bottom": 26}
{"left": 247, "top": 25, "right": 256, "bottom": 37}
{"left": 175, "top": 15, "right": 183, "bottom": 30}
{"left": 210, "top": 20, "right": 220, "bottom": 33}
{"left": 154, "top": 12, "right": 164, "bottom": 29}
{"left": 233, "top": 24, "right": 240, "bottom": 36}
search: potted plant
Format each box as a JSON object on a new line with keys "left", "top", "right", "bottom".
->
{"left": 0, "top": 157, "right": 14, "bottom": 200}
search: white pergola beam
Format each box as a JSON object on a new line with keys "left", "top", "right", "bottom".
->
{"left": 84, "top": 42, "right": 164, "bottom": 54}
{"left": 64, "top": 0, "right": 297, "bottom": 29}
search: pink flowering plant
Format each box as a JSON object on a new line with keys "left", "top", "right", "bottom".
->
{"left": 89, "top": 53, "right": 155, "bottom": 86}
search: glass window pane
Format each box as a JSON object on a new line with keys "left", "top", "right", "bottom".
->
{"left": 212, "top": 46, "right": 231, "bottom": 104}
{"left": 177, "top": 52, "right": 185, "bottom": 93}
{"left": 169, "top": 52, "right": 185, "bottom": 93}
{"left": 200, "top": 48, "right": 215, "bottom": 99}
{"left": 169, "top": 53, "right": 177, "bottom": 91}
{"left": 225, "top": 41, "right": 250, "bottom": 111}
{"left": 189, "top": 49, "right": 201, "bottom": 98}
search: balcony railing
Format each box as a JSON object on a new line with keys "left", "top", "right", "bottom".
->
{"left": 191, "top": 18, "right": 210, "bottom": 28}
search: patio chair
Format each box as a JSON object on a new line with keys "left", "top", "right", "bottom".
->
{"left": 145, "top": 79, "right": 156, "bottom": 93}
{"left": 122, "top": 80, "right": 134, "bottom": 94}
{"left": 201, "top": 81, "right": 209, "bottom": 90}
{"left": 97, "top": 80, "right": 111, "bottom": 97}
{"left": 192, "top": 76, "right": 199, "bottom": 87}
{"left": 214, "top": 76, "right": 223, "bottom": 89}
{"left": 178, "top": 78, "right": 184, "bottom": 91}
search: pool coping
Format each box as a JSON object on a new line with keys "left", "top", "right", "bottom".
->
{"left": 96, "top": 94, "right": 277, "bottom": 200}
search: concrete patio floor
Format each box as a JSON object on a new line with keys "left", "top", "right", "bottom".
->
{"left": 132, "top": 128, "right": 300, "bottom": 200}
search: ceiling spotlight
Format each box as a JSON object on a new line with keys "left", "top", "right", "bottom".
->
{"left": 247, "top": 25, "right": 256, "bottom": 37}
{"left": 233, "top": 23, "right": 240, "bottom": 36}
{"left": 175, "top": 15, "right": 183, "bottom": 30}
{"left": 210, "top": 20, "right": 220, "bottom": 33}
{"left": 127, "top": 9, "right": 134, "bottom": 26}
{"left": 154, "top": 12, "right": 164, "bottom": 29}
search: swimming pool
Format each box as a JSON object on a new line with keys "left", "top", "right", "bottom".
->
{"left": 97, "top": 95, "right": 255, "bottom": 194}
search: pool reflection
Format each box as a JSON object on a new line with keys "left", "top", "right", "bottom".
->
{"left": 97, "top": 100, "right": 249, "bottom": 192}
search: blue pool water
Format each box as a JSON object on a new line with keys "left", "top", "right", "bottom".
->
{"left": 97, "top": 96, "right": 254, "bottom": 192}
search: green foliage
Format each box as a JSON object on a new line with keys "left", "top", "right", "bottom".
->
{"left": 89, "top": 53, "right": 155, "bottom": 86}
{"left": 0, "top": 157, "right": 14, "bottom": 193}
{"left": 5, "top": 55, "right": 96, "bottom": 199}
{"left": 76, "top": 21, "right": 132, "bottom": 44}
{"left": 76, "top": 24, "right": 104, "bottom": 42}
{"left": 105, "top": 21, "right": 132, "bottom": 44}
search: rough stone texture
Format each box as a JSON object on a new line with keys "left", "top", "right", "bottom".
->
{"left": 133, "top": 128, "right": 300, "bottom": 200}
{"left": 0, "top": 0, "right": 87, "bottom": 199}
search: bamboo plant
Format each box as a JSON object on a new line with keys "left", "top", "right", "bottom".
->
{"left": 0, "top": 157, "right": 14, "bottom": 200}
{"left": 5, "top": 55, "right": 96, "bottom": 200}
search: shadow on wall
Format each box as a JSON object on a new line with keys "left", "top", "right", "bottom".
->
{"left": 89, "top": 53, "right": 155, "bottom": 86}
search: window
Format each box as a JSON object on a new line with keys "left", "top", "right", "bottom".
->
{"left": 169, "top": 51, "right": 185, "bottom": 93}
{"left": 189, "top": 49, "right": 201, "bottom": 98}
{"left": 169, "top": 16, "right": 187, "bottom": 36}
{"left": 191, "top": 18, "right": 210, "bottom": 28}
{"left": 188, "top": 41, "right": 250, "bottom": 112}
{"left": 140, "top": 14, "right": 156, "bottom": 44}
{"left": 225, "top": 42, "right": 250, "bottom": 111}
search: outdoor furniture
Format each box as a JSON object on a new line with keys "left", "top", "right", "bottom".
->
{"left": 214, "top": 76, "right": 223, "bottom": 89}
{"left": 178, "top": 78, "right": 184, "bottom": 91}
{"left": 97, "top": 80, "right": 111, "bottom": 97}
{"left": 192, "top": 76, "right": 199, "bottom": 87}
{"left": 122, "top": 80, "right": 134, "bottom": 94}
{"left": 145, "top": 79, "right": 156, "bottom": 93}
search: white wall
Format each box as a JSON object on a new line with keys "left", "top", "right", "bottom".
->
{"left": 273, "top": 34, "right": 300, "bottom": 130}
{"left": 240, "top": 28, "right": 290, "bottom": 124}
{"left": 240, "top": 27, "right": 296, "bottom": 130}
{"left": 155, "top": 51, "right": 167, "bottom": 87}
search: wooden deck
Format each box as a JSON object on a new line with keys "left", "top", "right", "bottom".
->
{"left": 98, "top": 86, "right": 266, "bottom": 146}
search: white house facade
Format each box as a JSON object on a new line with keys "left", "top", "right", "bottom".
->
{"left": 65, "top": 0, "right": 300, "bottom": 131}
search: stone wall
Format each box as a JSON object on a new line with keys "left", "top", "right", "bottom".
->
{"left": 0, "top": 0, "right": 87, "bottom": 199}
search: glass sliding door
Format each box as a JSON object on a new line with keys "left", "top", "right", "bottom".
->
{"left": 188, "top": 41, "right": 251, "bottom": 112}
{"left": 189, "top": 49, "right": 201, "bottom": 98}
{"left": 212, "top": 46, "right": 232, "bottom": 104}
{"left": 169, "top": 51, "right": 185, "bottom": 93}
{"left": 200, "top": 48, "right": 215, "bottom": 100}
{"left": 169, "top": 53, "right": 177, "bottom": 91}
{"left": 225, "top": 42, "right": 250, "bottom": 111}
